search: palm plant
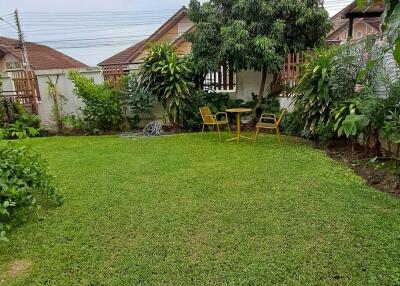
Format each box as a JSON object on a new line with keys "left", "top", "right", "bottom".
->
{"left": 139, "top": 42, "right": 194, "bottom": 127}
{"left": 295, "top": 48, "right": 337, "bottom": 133}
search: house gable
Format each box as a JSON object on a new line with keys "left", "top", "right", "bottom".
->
{"left": 99, "top": 7, "right": 195, "bottom": 67}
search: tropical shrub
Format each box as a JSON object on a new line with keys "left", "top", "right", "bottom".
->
{"left": 281, "top": 110, "right": 306, "bottom": 137}
{"left": 0, "top": 144, "right": 62, "bottom": 241}
{"left": 64, "top": 114, "right": 88, "bottom": 134}
{"left": 329, "top": 37, "right": 377, "bottom": 100}
{"left": 295, "top": 48, "right": 337, "bottom": 133}
{"left": 69, "top": 70, "right": 122, "bottom": 132}
{"left": 140, "top": 42, "right": 194, "bottom": 127}
{"left": 331, "top": 102, "right": 369, "bottom": 139}
{"left": 315, "top": 121, "right": 334, "bottom": 145}
{"left": 120, "top": 73, "right": 155, "bottom": 129}
{"left": 0, "top": 101, "right": 42, "bottom": 140}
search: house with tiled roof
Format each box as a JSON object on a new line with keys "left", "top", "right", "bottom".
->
{"left": 0, "top": 36, "right": 88, "bottom": 72}
{"left": 99, "top": 7, "right": 194, "bottom": 70}
{"left": 326, "top": 1, "right": 383, "bottom": 45}
{"left": 98, "top": 6, "right": 294, "bottom": 111}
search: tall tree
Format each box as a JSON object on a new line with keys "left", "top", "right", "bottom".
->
{"left": 187, "top": 0, "right": 331, "bottom": 109}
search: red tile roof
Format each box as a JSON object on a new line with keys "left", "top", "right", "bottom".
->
{"left": 98, "top": 40, "right": 147, "bottom": 66}
{"left": 99, "top": 6, "right": 192, "bottom": 66}
{"left": 0, "top": 36, "right": 88, "bottom": 70}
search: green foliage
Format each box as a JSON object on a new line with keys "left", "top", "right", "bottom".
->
{"left": 181, "top": 90, "right": 242, "bottom": 130}
{"left": 120, "top": 73, "right": 155, "bottom": 129}
{"left": 315, "top": 121, "right": 334, "bottom": 145}
{"left": 139, "top": 42, "right": 194, "bottom": 126}
{"left": 295, "top": 48, "right": 337, "bottom": 132}
{"left": 69, "top": 70, "right": 122, "bottom": 132}
{"left": 358, "top": 0, "right": 400, "bottom": 65}
{"left": 382, "top": 80, "right": 400, "bottom": 145}
{"left": 329, "top": 38, "right": 377, "bottom": 101}
{"left": 0, "top": 101, "right": 42, "bottom": 140}
{"left": 281, "top": 110, "right": 305, "bottom": 137}
{"left": 331, "top": 101, "right": 369, "bottom": 138}
{"left": 381, "top": 0, "right": 400, "bottom": 65}
{"left": 383, "top": 110, "right": 400, "bottom": 144}
{"left": 47, "top": 76, "right": 66, "bottom": 134}
{"left": 340, "top": 115, "right": 370, "bottom": 138}
{"left": 0, "top": 144, "right": 62, "bottom": 241}
{"left": 64, "top": 114, "right": 88, "bottom": 133}
{"left": 188, "top": 0, "right": 331, "bottom": 109}
{"left": 188, "top": 0, "right": 331, "bottom": 75}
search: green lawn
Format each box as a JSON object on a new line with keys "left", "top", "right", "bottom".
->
{"left": 1, "top": 134, "right": 399, "bottom": 285}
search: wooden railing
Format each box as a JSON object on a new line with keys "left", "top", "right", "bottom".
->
{"left": 1, "top": 70, "right": 41, "bottom": 114}
{"left": 282, "top": 52, "right": 303, "bottom": 88}
{"left": 101, "top": 65, "right": 127, "bottom": 88}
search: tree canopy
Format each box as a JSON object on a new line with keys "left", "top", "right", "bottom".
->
{"left": 187, "top": 0, "right": 331, "bottom": 101}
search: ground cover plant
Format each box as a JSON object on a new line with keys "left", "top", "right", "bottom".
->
{"left": 0, "top": 100, "right": 42, "bottom": 140}
{"left": 0, "top": 135, "right": 399, "bottom": 285}
{"left": 0, "top": 143, "right": 62, "bottom": 242}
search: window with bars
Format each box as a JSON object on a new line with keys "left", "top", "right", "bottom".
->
{"left": 202, "top": 63, "right": 236, "bottom": 92}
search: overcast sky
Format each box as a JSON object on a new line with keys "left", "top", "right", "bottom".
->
{"left": 0, "top": 0, "right": 351, "bottom": 66}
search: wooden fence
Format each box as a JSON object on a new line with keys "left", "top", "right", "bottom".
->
{"left": 281, "top": 52, "right": 303, "bottom": 88}
{"left": 1, "top": 70, "right": 40, "bottom": 114}
{"left": 101, "top": 65, "right": 126, "bottom": 87}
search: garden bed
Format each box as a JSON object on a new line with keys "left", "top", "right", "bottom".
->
{"left": 323, "top": 140, "right": 400, "bottom": 197}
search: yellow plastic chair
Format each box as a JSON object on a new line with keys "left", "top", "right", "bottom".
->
{"left": 254, "top": 109, "right": 287, "bottom": 145}
{"left": 199, "top": 107, "right": 230, "bottom": 142}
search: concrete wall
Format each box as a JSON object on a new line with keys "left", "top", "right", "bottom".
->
{"left": 35, "top": 68, "right": 103, "bottom": 129}
{"left": 2, "top": 67, "right": 103, "bottom": 130}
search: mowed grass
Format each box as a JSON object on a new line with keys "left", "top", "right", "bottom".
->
{"left": 0, "top": 134, "right": 399, "bottom": 285}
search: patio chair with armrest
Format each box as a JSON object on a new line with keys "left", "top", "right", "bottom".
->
{"left": 253, "top": 109, "right": 287, "bottom": 145}
{"left": 199, "top": 107, "right": 230, "bottom": 142}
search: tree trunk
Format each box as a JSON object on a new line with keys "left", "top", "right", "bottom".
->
{"left": 254, "top": 68, "right": 267, "bottom": 118}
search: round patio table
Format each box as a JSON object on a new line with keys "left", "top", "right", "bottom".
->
{"left": 225, "top": 108, "right": 253, "bottom": 143}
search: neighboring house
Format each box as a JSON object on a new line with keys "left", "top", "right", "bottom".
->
{"left": 327, "top": 1, "right": 383, "bottom": 45}
{"left": 99, "top": 6, "right": 293, "bottom": 112}
{"left": 0, "top": 36, "right": 101, "bottom": 130}
{"left": 99, "top": 7, "right": 194, "bottom": 73}
{"left": 0, "top": 36, "right": 88, "bottom": 72}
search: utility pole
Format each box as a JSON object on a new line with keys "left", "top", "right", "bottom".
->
{"left": 14, "top": 9, "right": 30, "bottom": 70}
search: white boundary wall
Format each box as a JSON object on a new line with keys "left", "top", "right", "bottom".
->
{"left": 2, "top": 67, "right": 103, "bottom": 130}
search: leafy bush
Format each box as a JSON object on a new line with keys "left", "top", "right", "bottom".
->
{"left": 315, "top": 121, "right": 334, "bottom": 145}
{"left": 295, "top": 48, "right": 337, "bottom": 133}
{"left": 281, "top": 110, "right": 305, "bottom": 137}
{"left": 69, "top": 70, "right": 122, "bottom": 132}
{"left": 120, "top": 73, "right": 155, "bottom": 129}
{"left": 329, "top": 37, "right": 377, "bottom": 101}
{"left": 330, "top": 101, "right": 369, "bottom": 138}
{"left": 64, "top": 114, "right": 88, "bottom": 134}
{"left": 0, "top": 144, "right": 62, "bottom": 241}
{"left": 139, "top": 42, "right": 194, "bottom": 126}
{"left": 0, "top": 100, "right": 42, "bottom": 140}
